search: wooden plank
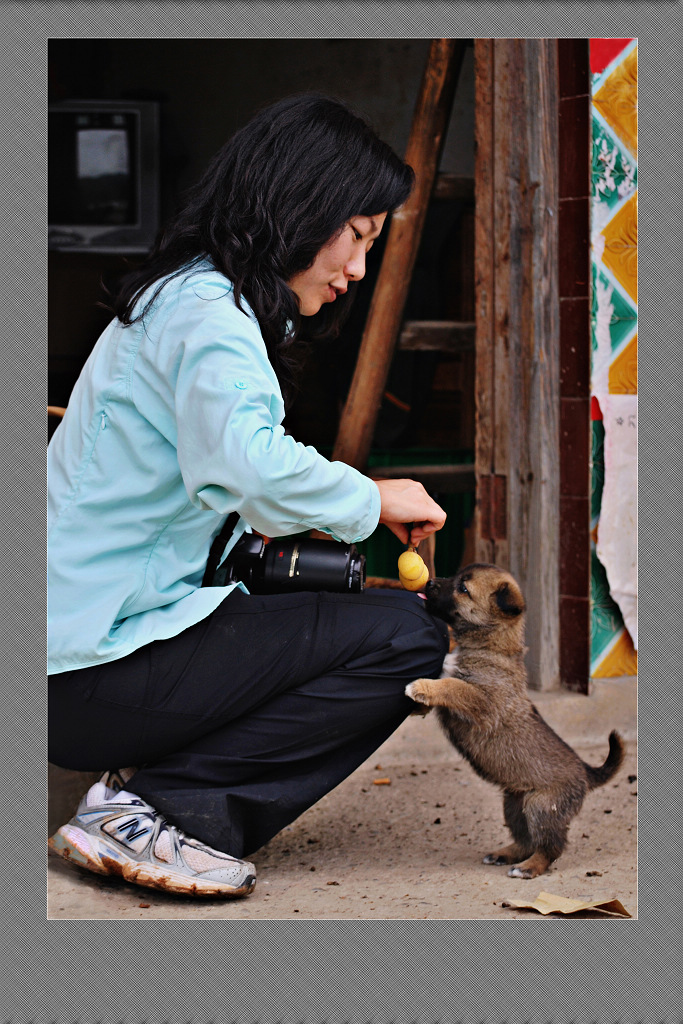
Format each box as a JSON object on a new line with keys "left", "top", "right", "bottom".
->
{"left": 433, "top": 174, "right": 475, "bottom": 201}
{"left": 458, "top": 205, "right": 476, "bottom": 449}
{"left": 332, "top": 38, "right": 468, "bottom": 471}
{"left": 473, "top": 39, "right": 560, "bottom": 689}
{"left": 522, "top": 39, "right": 560, "bottom": 689}
{"left": 491, "top": 38, "right": 513, "bottom": 566}
{"left": 370, "top": 463, "right": 475, "bottom": 493}
{"left": 473, "top": 39, "right": 495, "bottom": 564}
{"left": 398, "top": 320, "right": 475, "bottom": 352}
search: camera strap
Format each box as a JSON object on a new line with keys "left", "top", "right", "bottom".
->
{"left": 202, "top": 511, "right": 240, "bottom": 587}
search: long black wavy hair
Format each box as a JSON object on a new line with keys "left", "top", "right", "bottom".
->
{"left": 111, "top": 93, "right": 414, "bottom": 406}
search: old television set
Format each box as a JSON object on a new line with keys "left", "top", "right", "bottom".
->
{"left": 48, "top": 100, "right": 160, "bottom": 252}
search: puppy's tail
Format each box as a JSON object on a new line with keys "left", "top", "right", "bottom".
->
{"left": 585, "top": 730, "right": 625, "bottom": 789}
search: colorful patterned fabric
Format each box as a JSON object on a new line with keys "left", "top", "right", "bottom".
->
{"left": 589, "top": 39, "right": 638, "bottom": 677}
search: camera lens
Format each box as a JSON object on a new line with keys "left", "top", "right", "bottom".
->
{"left": 209, "top": 533, "right": 366, "bottom": 593}
{"left": 261, "top": 538, "right": 365, "bottom": 594}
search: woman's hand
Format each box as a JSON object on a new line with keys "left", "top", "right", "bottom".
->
{"left": 373, "top": 478, "right": 447, "bottom": 546}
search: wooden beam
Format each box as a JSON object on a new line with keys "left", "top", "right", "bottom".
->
{"left": 433, "top": 174, "right": 475, "bottom": 202}
{"left": 398, "top": 320, "right": 475, "bottom": 353}
{"left": 332, "top": 38, "right": 468, "bottom": 470}
{"left": 473, "top": 39, "right": 560, "bottom": 689}
{"left": 370, "top": 463, "right": 475, "bottom": 493}
{"left": 473, "top": 39, "right": 496, "bottom": 565}
{"left": 521, "top": 39, "right": 561, "bottom": 691}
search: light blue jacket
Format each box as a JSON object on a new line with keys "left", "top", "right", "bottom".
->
{"left": 47, "top": 263, "right": 381, "bottom": 673}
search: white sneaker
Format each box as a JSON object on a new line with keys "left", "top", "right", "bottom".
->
{"left": 49, "top": 770, "right": 256, "bottom": 898}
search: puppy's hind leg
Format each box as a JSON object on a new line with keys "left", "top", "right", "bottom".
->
{"left": 507, "top": 790, "right": 571, "bottom": 879}
{"left": 483, "top": 791, "right": 534, "bottom": 867}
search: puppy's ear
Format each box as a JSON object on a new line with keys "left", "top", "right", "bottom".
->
{"left": 494, "top": 580, "right": 525, "bottom": 617}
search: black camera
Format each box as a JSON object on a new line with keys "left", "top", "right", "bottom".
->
{"left": 209, "top": 533, "right": 366, "bottom": 594}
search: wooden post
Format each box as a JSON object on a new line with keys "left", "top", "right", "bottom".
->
{"left": 332, "top": 38, "right": 467, "bottom": 470}
{"left": 474, "top": 39, "right": 560, "bottom": 689}
{"left": 473, "top": 39, "right": 497, "bottom": 565}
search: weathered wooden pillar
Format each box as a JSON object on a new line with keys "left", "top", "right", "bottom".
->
{"left": 474, "top": 38, "right": 560, "bottom": 689}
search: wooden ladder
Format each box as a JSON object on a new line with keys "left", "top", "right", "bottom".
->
{"left": 331, "top": 39, "right": 475, "bottom": 577}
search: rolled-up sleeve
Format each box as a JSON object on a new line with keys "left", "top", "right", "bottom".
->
{"left": 136, "top": 278, "right": 381, "bottom": 544}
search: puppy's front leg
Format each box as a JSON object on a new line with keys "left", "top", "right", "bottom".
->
{"left": 406, "top": 677, "right": 445, "bottom": 706}
{"left": 406, "top": 676, "right": 489, "bottom": 721}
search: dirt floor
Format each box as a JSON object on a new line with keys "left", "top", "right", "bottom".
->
{"left": 47, "top": 677, "right": 637, "bottom": 920}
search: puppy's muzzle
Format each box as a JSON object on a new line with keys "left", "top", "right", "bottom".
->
{"left": 424, "top": 578, "right": 456, "bottom": 622}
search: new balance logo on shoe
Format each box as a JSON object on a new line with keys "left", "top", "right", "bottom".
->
{"left": 115, "top": 816, "right": 151, "bottom": 844}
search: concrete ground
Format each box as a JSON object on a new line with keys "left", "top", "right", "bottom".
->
{"left": 47, "top": 677, "right": 637, "bottom": 920}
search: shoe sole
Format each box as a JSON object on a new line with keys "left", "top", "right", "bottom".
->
{"left": 48, "top": 825, "right": 256, "bottom": 898}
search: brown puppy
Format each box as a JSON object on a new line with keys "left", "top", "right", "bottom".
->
{"left": 406, "top": 563, "right": 624, "bottom": 879}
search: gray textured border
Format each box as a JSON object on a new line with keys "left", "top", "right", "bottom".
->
{"left": 1, "top": 2, "right": 681, "bottom": 1022}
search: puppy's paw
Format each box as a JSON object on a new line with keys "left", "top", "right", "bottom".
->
{"left": 483, "top": 853, "right": 511, "bottom": 866}
{"left": 507, "top": 866, "right": 535, "bottom": 879}
{"left": 507, "top": 853, "right": 549, "bottom": 880}
{"left": 405, "top": 679, "right": 437, "bottom": 706}
{"left": 483, "top": 842, "right": 528, "bottom": 866}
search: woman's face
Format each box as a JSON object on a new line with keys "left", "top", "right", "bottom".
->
{"left": 287, "top": 212, "right": 387, "bottom": 316}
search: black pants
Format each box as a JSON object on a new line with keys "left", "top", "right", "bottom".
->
{"left": 49, "top": 587, "right": 448, "bottom": 857}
